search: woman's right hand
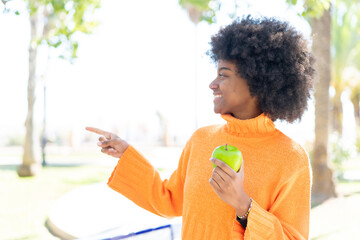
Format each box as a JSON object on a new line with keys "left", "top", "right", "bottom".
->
{"left": 85, "top": 127, "right": 129, "bottom": 158}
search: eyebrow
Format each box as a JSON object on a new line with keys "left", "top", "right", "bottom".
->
{"left": 218, "top": 67, "right": 232, "bottom": 71}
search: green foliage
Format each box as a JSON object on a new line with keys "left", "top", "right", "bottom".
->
{"left": 178, "top": 0, "right": 221, "bottom": 24}
{"left": 330, "top": 0, "right": 360, "bottom": 133}
{"left": 24, "top": 0, "right": 101, "bottom": 61}
{"left": 331, "top": 0, "right": 360, "bottom": 90}
{"left": 285, "top": 0, "right": 331, "bottom": 18}
{"left": 179, "top": 0, "right": 213, "bottom": 10}
{"left": 179, "top": 0, "right": 331, "bottom": 25}
{"left": 304, "top": 0, "right": 331, "bottom": 18}
{"left": 330, "top": 132, "right": 352, "bottom": 176}
{"left": 3, "top": 0, "right": 101, "bottom": 60}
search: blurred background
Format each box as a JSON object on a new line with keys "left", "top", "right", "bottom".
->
{"left": 1, "top": 0, "right": 360, "bottom": 239}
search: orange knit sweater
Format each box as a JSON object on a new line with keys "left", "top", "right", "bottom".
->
{"left": 108, "top": 113, "right": 311, "bottom": 239}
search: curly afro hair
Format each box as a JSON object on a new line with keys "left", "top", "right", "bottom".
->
{"left": 208, "top": 15, "right": 315, "bottom": 123}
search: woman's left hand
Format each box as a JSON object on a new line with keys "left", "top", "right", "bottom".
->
{"left": 209, "top": 158, "right": 251, "bottom": 217}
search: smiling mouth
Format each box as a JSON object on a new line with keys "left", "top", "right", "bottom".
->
{"left": 213, "top": 94, "right": 223, "bottom": 104}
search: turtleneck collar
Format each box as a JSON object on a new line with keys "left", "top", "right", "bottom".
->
{"left": 221, "top": 113, "right": 276, "bottom": 135}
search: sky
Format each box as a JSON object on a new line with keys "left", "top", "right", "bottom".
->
{"left": 0, "top": 0, "right": 356, "bottom": 148}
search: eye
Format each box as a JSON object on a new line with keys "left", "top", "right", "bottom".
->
{"left": 219, "top": 73, "right": 224, "bottom": 78}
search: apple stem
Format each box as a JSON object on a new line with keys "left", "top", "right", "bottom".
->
{"left": 226, "top": 144, "right": 228, "bottom": 151}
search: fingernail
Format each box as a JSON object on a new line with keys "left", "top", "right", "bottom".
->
{"left": 97, "top": 142, "right": 102, "bottom": 146}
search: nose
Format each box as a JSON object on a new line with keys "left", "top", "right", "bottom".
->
{"left": 209, "top": 78, "right": 218, "bottom": 90}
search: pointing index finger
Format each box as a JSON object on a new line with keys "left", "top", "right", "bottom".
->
{"left": 85, "top": 127, "right": 111, "bottom": 139}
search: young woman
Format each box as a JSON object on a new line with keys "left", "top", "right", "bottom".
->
{"left": 87, "top": 15, "right": 314, "bottom": 239}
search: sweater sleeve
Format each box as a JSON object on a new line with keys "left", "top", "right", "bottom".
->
{"left": 232, "top": 167, "right": 311, "bottom": 240}
{"left": 107, "top": 144, "right": 190, "bottom": 218}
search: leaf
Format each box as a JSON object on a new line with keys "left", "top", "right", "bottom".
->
{"left": 30, "top": 0, "right": 101, "bottom": 60}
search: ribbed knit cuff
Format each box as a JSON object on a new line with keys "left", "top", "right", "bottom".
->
{"left": 107, "top": 145, "right": 155, "bottom": 195}
{"left": 244, "top": 200, "right": 277, "bottom": 239}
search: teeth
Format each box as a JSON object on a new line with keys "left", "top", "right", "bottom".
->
{"left": 214, "top": 95, "right": 222, "bottom": 98}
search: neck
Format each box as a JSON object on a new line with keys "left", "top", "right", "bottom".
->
{"left": 231, "top": 109, "right": 263, "bottom": 120}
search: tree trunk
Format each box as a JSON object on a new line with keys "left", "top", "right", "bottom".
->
{"left": 17, "top": 8, "right": 42, "bottom": 177}
{"left": 351, "top": 96, "right": 360, "bottom": 127}
{"left": 331, "top": 92, "right": 343, "bottom": 135}
{"left": 310, "top": 8, "right": 337, "bottom": 205}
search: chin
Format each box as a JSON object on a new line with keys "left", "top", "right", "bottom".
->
{"left": 213, "top": 107, "right": 221, "bottom": 114}
{"left": 213, "top": 107, "right": 228, "bottom": 115}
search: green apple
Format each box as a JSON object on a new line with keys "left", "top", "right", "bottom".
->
{"left": 211, "top": 144, "right": 242, "bottom": 172}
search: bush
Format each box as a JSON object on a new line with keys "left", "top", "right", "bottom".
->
{"left": 330, "top": 132, "right": 354, "bottom": 178}
{"left": 6, "top": 134, "right": 24, "bottom": 146}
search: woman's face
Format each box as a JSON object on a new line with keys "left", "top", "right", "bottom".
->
{"left": 209, "top": 60, "right": 262, "bottom": 120}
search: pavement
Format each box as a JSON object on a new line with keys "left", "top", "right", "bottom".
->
{"left": 46, "top": 182, "right": 182, "bottom": 240}
{"left": 44, "top": 145, "right": 184, "bottom": 240}
{"left": 309, "top": 193, "right": 360, "bottom": 239}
